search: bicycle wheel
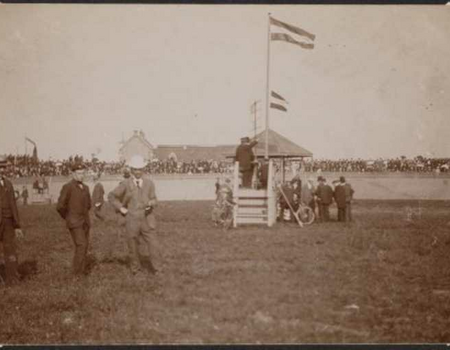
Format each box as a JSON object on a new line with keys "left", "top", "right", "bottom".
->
{"left": 222, "top": 206, "right": 234, "bottom": 230}
{"left": 298, "top": 206, "right": 315, "bottom": 225}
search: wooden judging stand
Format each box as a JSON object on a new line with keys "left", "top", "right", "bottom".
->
{"left": 232, "top": 160, "right": 277, "bottom": 227}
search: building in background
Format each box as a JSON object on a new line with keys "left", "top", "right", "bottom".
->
{"left": 154, "top": 145, "right": 236, "bottom": 162}
{"left": 119, "top": 130, "right": 154, "bottom": 163}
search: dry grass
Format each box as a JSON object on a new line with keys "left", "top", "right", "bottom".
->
{"left": 1, "top": 199, "right": 450, "bottom": 344}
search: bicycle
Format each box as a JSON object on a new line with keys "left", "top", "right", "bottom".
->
{"left": 295, "top": 202, "right": 315, "bottom": 225}
{"left": 212, "top": 198, "right": 235, "bottom": 230}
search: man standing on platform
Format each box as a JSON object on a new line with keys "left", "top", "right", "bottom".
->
{"left": 0, "top": 156, "right": 24, "bottom": 285}
{"left": 56, "top": 164, "right": 92, "bottom": 277}
{"left": 235, "top": 136, "right": 258, "bottom": 188}
{"left": 108, "top": 155, "right": 158, "bottom": 276}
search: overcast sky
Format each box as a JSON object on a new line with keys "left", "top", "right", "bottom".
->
{"left": 1, "top": 4, "right": 449, "bottom": 161}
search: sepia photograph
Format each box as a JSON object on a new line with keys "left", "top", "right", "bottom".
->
{"left": 0, "top": 3, "right": 450, "bottom": 344}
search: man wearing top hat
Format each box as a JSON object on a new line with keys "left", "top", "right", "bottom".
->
{"left": 108, "top": 155, "right": 158, "bottom": 276}
{"left": 0, "top": 156, "right": 24, "bottom": 285}
{"left": 235, "top": 136, "right": 258, "bottom": 188}
{"left": 56, "top": 163, "right": 92, "bottom": 276}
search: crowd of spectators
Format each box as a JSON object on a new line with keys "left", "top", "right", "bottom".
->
{"left": 2, "top": 154, "right": 233, "bottom": 178}
{"left": 147, "top": 159, "right": 232, "bottom": 174}
{"left": 3, "top": 154, "right": 124, "bottom": 178}
{"left": 2, "top": 154, "right": 449, "bottom": 179}
{"left": 302, "top": 157, "right": 450, "bottom": 173}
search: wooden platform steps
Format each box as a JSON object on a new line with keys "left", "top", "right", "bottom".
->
{"left": 232, "top": 161, "right": 277, "bottom": 227}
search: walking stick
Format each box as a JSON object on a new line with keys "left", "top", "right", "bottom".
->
{"left": 278, "top": 185, "right": 303, "bottom": 228}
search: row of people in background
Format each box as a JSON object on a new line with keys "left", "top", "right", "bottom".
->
{"left": 3, "top": 152, "right": 450, "bottom": 179}
{"left": 1, "top": 154, "right": 233, "bottom": 178}
{"left": 301, "top": 157, "right": 450, "bottom": 173}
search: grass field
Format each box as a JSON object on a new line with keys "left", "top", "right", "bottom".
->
{"left": 1, "top": 199, "right": 450, "bottom": 344}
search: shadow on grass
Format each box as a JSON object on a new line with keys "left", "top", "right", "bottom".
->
{"left": 0, "top": 259, "right": 38, "bottom": 282}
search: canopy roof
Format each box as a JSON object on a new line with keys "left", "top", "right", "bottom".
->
{"left": 229, "top": 129, "right": 313, "bottom": 159}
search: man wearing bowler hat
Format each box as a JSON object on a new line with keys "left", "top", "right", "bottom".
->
{"left": 57, "top": 163, "right": 92, "bottom": 276}
{"left": 235, "top": 136, "right": 258, "bottom": 188}
{"left": 108, "top": 155, "right": 158, "bottom": 276}
{"left": 0, "top": 156, "right": 24, "bottom": 285}
{"left": 315, "top": 176, "right": 334, "bottom": 222}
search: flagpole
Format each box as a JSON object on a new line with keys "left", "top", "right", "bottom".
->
{"left": 264, "top": 13, "right": 272, "bottom": 160}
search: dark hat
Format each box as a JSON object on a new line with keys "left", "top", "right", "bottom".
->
{"left": 71, "top": 163, "right": 85, "bottom": 172}
{"left": 339, "top": 176, "right": 346, "bottom": 183}
{"left": 123, "top": 168, "right": 131, "bottom": 178}
{"left": 317, "top": 176, "right": 324, "bottom": 182}
{"left": 241, "top": 137, "right": 250, "bottom": 142}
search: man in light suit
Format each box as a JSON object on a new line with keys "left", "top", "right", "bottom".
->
{"left": 0, "top": 156, "right": 24, "bottom": 285}
{"left": 108, "top": 155, "right": 158, "bottom": 275}
{"left": 57, "top": 164, "right": 92, "bottom": 276}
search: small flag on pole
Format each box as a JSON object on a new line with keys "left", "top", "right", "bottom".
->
{"left": 25, "top": 137, "right": 36, "bottom": 147}
{"left": 270, "top": 16, "right": 315, "bottom": 49}
{"left": 270, "top": 91, "right": 288, "bottom": 112}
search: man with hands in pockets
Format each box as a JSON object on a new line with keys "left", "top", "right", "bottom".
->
{"left": 108, "top": 155, "right": 158, "bottom": 276}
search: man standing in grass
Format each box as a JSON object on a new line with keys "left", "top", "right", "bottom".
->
{"left": 56, "top": 164, "right": 92, "bottom": 276}
{"left": 108, "top": 155, "right": 158, "bottom": 276}
{"left": 92, "top": 172, "right": 105, "bottom": 221}
{"left": 315, "top": 176, "right": 334, "bottom": 222}
{"left": 342, "top": 176, "right": 355, "bottom": 222}
{"left": 0, "top": 156, "right": 24, "bottom": 285}
{"left": 21, "top": 186, "right": 29, "bottom": 206}
{"left": 333, "top": 179, "right": 347, "bottom": 222}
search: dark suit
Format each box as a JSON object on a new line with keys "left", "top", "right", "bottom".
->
{"left": 92, "top": 182, "right": 105, "bottom": 221}
{"left": 235, "top": 140, "right": 257, "bottom": 188}
{"left": 57, "top": 179, "right": 91, "bottom": 275}
{"left": 333, "top": 184, "right": 347, "bottom": 222}
{"left": 316, "top": 183, "right": 334, "bottom": 222}
{"left": 344, "top": 183, "right": 355, "bottom": 222}
{"left": 0, "top": 178, "right": 21, "bottom": 284}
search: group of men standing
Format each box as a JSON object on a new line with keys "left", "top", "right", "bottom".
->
{"left": 55, "top": 155, "right": 158, "bottom": 278}
{"left": 305, "top": 175, "right": 355, "bottom": 223}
